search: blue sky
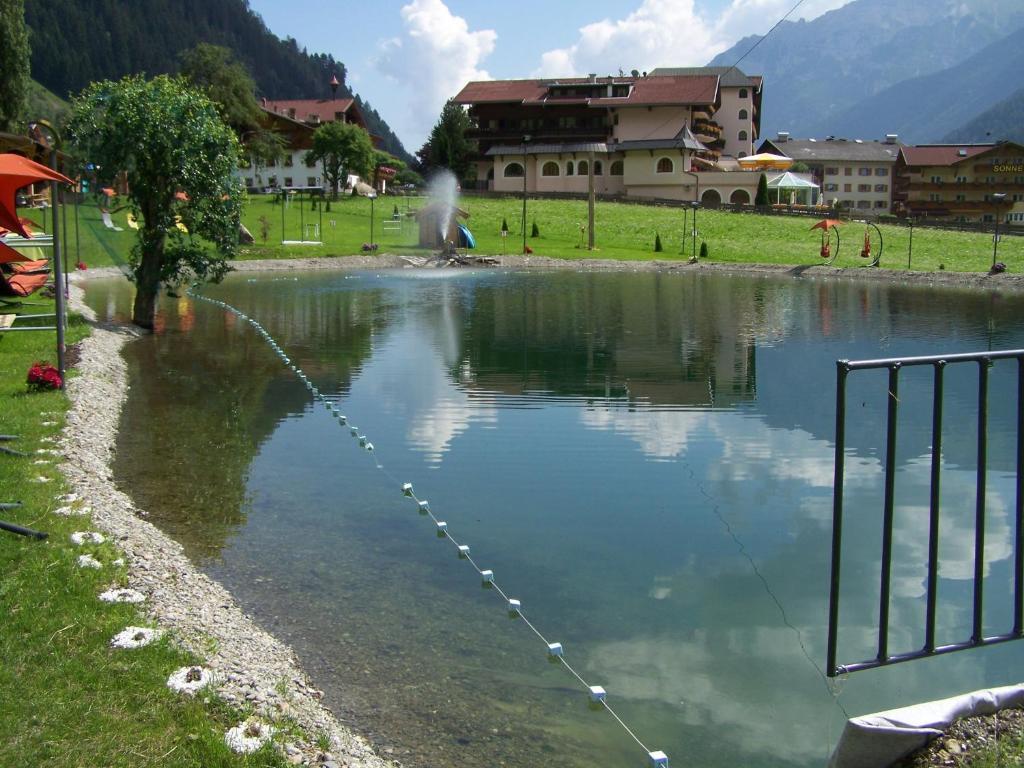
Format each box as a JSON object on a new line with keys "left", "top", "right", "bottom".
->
{"left": 248, "top": 0, "right": 851, "bottom": 152}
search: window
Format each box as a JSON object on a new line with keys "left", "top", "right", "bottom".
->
{"left": 308, "top": 177, "right": 318, "bottom": 187}
{"left": 824, "top": 166, "right": 839, "bottom": 176}
{"left": 284, "top": 155, "right": 294, "bottom": 167}
{"left": 858, "top": 167, "right": 872, "bottom": 176}
{"left": 593, "top": 160, "right": 603, "bottom": 176}
{"left": 239, "top": 156, "right": 252, "bottom": 169}
{"left": 656, "top": 157, "right": 674, "bottom": 173}
{"left": 955, "top": 193, "right": 966, "bottom": 202}
{"left": 266, "top": 157, "right": 276, "bottom": 167}
{"left": 931, "top": 175, "right": 942, "bottom": 183}
{"left": 503, "top": 162, "right": 524, "bottom": 178}
{"left": 738, "top": 109, "right": 748, "bottom": 120}
{"left": 738, "top": 130, "right": 747, "bottom": 141}
{"left": 305, "top": 155, "right": 316, "bottom": 168}
{"left": 610, "top": 160, "right": 624, "bottom": 175}
{"left": 245, "top": 178, "right": 253, "bottom": 187}
{"left": 578, "top": 160, "right": 589, "bottom": 175}
{"left": 857, "top": 200, "right": 871, "bottom": 209}
{"left": 857, "top": 184, "right": 871, "bottom": 192}
{"left": 738, "top": 151, "right": 747, "bottom": 158}
{"left": 874, "top": 200, "right": 887, "bottom": 208}
{"left": 875, "top": 167, "right": 888, "bottom": 177}
{"left": 268, "top": 175, "right": 277, "bottom": 187}
{"left": 844, "top": 167, "right": 852, "bottom": 176}
{"left": 929, "top": 193, "right": 942, "bottom": 202}
{"left": 739, "top": 88, "right": 748, "bottom": 98}
{"left": 874, "top": 184, "right": 888, "bottom": 193}
{"left": 824, "top": 183, "right": 838, "bottom": 192}
{"left": 283, "top": 177, "right": 293, "bottom": 187}
{"left": 541, "top": 161, "right": 560, "bottom": 176}
{"left": 566, "top": 161, "right": 575, "bottom": 176}
{"left": 843, "top": 183, "right": 852, "bottom": 192}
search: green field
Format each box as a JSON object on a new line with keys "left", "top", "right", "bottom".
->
{"left": 24, "top": 193, "right": 1024, "bottom": 275}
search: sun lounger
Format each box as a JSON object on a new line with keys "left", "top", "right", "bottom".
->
{"left": 5, "top": 259, "right": 50, "bottom": 275}
{"left": 101, "top": 210, "right": 124, "bottom": 231}
{"left": 0, "top": 269, "right": 48, "bottom": 298}
{"left": 0, "top": 310, "right": 55, "bottom": 332}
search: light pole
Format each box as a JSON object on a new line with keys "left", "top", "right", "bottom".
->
{"left": 691, "top": 201, "right": 699, "bottom": 260}
{"left": 992, "top": 192, "right": 1006, "bottom": 269}
{"left": 368, "top": 190, "right": 377, "bottom": 248}
{"left": 521, "top": 134, "right": 531, "bottom": 254}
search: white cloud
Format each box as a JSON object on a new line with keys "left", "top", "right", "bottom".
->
{"left": 376, "top": 0, "right": 496, "bottom": 148}
{"left": 533, "top": 0, "right": 851, "bottom": 78}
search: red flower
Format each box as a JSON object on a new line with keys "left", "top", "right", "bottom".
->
{"left": 26, "top": 361, "right": 62, "bottom": 391}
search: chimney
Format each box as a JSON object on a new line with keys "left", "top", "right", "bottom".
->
{"left": 329, "top": 74, "right": 340, "bottom": 99}
{"left": 885, "top": 133, "right": 898, "bottom": 144}
{"left": 260, "top": 97, "right": 267, "bottom": 107}
{"left": 588, "top": 73, "right": 597, "bottom": 83}
{"left": 777, "top": 131, "right": 789, "bottom": 143}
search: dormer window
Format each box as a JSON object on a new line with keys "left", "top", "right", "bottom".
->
{"left": 739, "top": 88, "right": 748, "bottom": 99}
{"left": 335, "top": 111, "right": 346, "bottom": 122}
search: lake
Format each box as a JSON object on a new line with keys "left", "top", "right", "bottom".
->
{"left": 86, "top": 268, "right": 1024, "bottom": 767}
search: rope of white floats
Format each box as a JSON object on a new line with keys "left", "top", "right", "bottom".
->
{"left": 187, "top": 289, "right": 670, "bottom": 767}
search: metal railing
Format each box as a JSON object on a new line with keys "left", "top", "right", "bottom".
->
{"left": 827, "top": 349, "right": 1024, "bottom": 676}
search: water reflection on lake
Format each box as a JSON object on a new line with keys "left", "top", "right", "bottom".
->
{"left": 87, "top": 269, "right": 1024, "bottom": 767}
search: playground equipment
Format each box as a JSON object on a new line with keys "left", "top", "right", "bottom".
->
{"left": 811, "top": 218, "right": 843, "bottom": 265}
{"left": 280, "top": 188, "right": 324, "bottom": 246}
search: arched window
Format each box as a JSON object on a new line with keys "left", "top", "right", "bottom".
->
{"left": 738, "top": 151, "right": 747, "bottom": 158}
{"left": 738, "top": 130, "right": 748, "bottom": 141}
{"left": 656, "top": 157, "right": 674, "bottom": 174}
{"left": 738, "top": 109, "right": 748, "bottom": 120}
{"left": 503, "top": 162, "right": 524, "bottom": 178}
{"left": 610, "top": 160, "right": 624, "bottom": 176}
{"left": 566, "top": 161, "right": 575, "bottom": 176}
{"left": 739, "top": 88, "right": 748, "bottom": 98}
{"left": 594, "top": 160, "right": 603, "bottom": 176}
{"left": 542, "top": 161, "right": 560, "bottom": 177}
{"left": 577, "top": 160, "right": 589, "bottom": 176}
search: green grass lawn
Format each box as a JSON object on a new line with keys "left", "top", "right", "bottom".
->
{"left": 0, "top": 305, "right": 288, "bottom": 766}
{"left": 22, "top": 193, "right": 1023, "bottom": 275}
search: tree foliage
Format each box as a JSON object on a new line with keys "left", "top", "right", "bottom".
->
{"left": 0, "top": 0, "right": 30, "bottom": 133}
{"left": 24, "top": 0, "right": 411, "bottom": 162}
{"left": 306, "top": 121, "right": 374, "bottom": 199}
{"left": 418, "top": 99, "right": 475, "bottom": 180}
{"left": 68, "top": 75, "right": 243, "bottom": 329}
{"left": 180, "top": 43, "right": 284, "bottom": 166}
{"left": 755, "top": 173, "right": 770, "bottom": 206}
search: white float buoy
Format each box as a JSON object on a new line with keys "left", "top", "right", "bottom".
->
{"left": 547, "top": 642, "right": 563, "bottom": 658}
{"left": 481, "top": 569, "right": 494, "bottom": 583}
{"left": 418, "top": 500, "right": 430, "bottom": 514}
{"left": 365, "top": 443, "right": 374, "bottom": 452}
{"left": 401, "top": 482, "right": 414, "bottom": 496}
{"left": 358, "top": 435, "right": 367, "bottom": 446}
{"left": 648, "top": 751, "right": 669, "bottom": 766}
{"left": 508, "top": 598, "right": 521, "bottom": 615}
{"left": 458, "top": 544, "right": 470, "bottom": 558}
{"left": 589, "top": 686, "right": 606, "bottom": 702}
{"left": 436, "top": 521, "right": 447, "bottom": 536}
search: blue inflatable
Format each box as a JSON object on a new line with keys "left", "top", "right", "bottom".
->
{"left": 457, "top": 224, "right": 476, "bottom": 249}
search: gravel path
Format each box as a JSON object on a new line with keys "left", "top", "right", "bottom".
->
{"left": 63, "top": 256, "right": 1024, "bottom": 767}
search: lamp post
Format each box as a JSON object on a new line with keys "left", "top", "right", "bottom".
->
{"left": 521, "top": 134, "right": 531, "bottom": 254}
{"left": 691, "top": 201, "right": 699, "bottom": 260}
{"left": 368, "top": 190, "right": 377, "bottom": 248}
{"left": 992, "top": 192, "right": 1006, "bottom": 269}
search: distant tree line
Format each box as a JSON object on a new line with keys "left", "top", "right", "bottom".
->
{"left": 24, "top": 0, "right": 411, "bottom": 162}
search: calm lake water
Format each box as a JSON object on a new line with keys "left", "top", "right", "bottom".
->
{"left": 86, "top": 269, "right": 1024, "bottom": 767}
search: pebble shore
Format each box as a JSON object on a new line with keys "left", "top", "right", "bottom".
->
{"left": 61, "top": 256, "right": 1024, "bottom": 767}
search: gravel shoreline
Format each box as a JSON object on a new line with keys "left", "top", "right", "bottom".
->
{"left": 63, "top": 257, "right": 1024, "bottom": 767}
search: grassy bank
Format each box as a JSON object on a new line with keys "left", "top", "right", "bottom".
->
{"left": 0, "top": 302, "right": 287, "bottom": 766}
{"left": 27, "top": 193, "right": 1024, "bottom": 274}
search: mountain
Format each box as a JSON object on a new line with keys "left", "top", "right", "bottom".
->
{"left": 708, "top": 0, "right": 1024, "bottom": 142}
{"left": 942, "top": 87, "right": 1024, "bottom": 144}
{"left": 23, "top": 0, "right": 411, "bottom": 162}
{"left": 803, "top": 26, "right": 1024, "bottom": 143}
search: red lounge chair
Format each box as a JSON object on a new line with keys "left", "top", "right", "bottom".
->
{"left": 0, "top": 269, "right": 48, "bottom": 297}
{"left": 5, "top": 259, "right": 50, "bottom": 274}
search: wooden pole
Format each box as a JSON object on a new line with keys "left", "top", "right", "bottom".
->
{"left": 587, "top": 151, "right": 595, "bottom": 250}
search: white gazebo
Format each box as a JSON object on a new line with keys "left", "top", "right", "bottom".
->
{"left": 766, "top": 171, "right": 820, "bottom": 205}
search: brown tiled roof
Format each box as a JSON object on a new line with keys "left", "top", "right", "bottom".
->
{"left": 453, "top": 80, "right": 549, "bottom": 104}
{"left": 262, "top": 97, "right": 359, "bottom": 125}
{"left": 899, "top": 144, "right": 994, "bottom": 167}
{"left": 454, "top": 74, "right": 720, "bottom": 108}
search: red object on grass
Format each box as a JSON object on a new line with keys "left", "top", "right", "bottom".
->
{"left": 27, "top": 361, "right": 62, "bottom": 391}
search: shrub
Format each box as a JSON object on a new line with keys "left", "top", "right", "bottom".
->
{"left": 531, "top": 220, "right": 539, "bottom": 237}
{"left": 699, "top": 241, "right": 709, "bottom": 259}
{"left": 654, "top": 232, "right": 663, "bottom": 252}
{"left": 501, "top": 217, "right": 509, "bottom": 233}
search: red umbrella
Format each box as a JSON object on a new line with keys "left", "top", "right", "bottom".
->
{"left": 0, "top": 154, "right": 73, "bottom": 237}
{"left": 810, "top": 219, "right": 844, "bottom": 232}
{"left": 0, "top": 239, "right": 33, "bottom": 264}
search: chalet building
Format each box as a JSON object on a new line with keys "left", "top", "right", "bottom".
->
{"left": 452, "top": 68, "right": 764, "bottom": 204}
{"left": 235, "top": 76, "right": 382, "bottom": 193}
{"left": 893, "top": 142, "right": 1024, "bottom": 227}
{"left": 758, "top": 133, "right": 902, "bottom": 213}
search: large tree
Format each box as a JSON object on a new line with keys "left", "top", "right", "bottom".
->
{"left": 418, "top": 99, "right": 475, "bottom": 180}
{"left": 68, "top": 75, "right": 243, "bottom": 329}
{"left": 0, "top": 0, "right": 30, "bottom": 132}
{"left": 306, "top": 121, "right": 374, "bottom": 199}
{"left": 179, "top": 43, "right": 284, "bottom": 166}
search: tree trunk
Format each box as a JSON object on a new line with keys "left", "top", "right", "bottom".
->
{"left": 132, "top": 227, "right": 164, "bottom": 330}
